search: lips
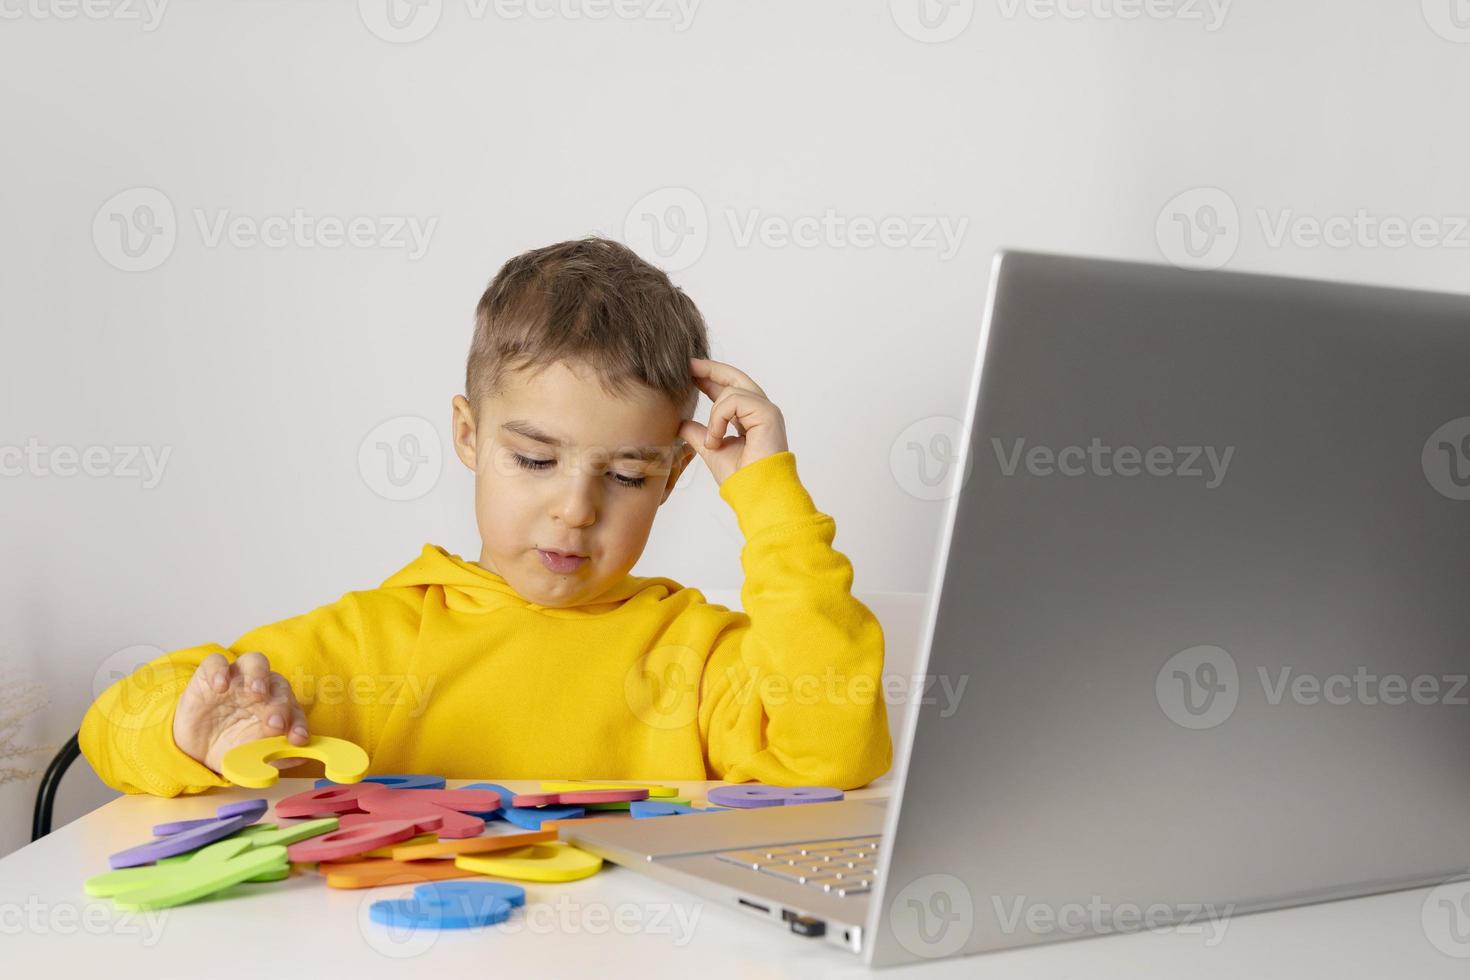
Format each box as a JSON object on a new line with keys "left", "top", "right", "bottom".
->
{"left": 538, "top": 549, "right": 588, "bottom": 574}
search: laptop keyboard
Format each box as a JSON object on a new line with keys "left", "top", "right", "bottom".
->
{"left": 713, "top": 836, "right": 881, "bottom": 898}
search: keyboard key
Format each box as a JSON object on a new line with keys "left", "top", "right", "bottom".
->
{"left": 716, "top": 836, "right": 884, "bottom": 899}
{"left": 802, "top": 875, "right": 845, "bottom": 891}
{"left": 760, "top": 865, "right": 834, "bottom": 885}
{"left": 716, "top": 850, "right": 777, "bottom": 870}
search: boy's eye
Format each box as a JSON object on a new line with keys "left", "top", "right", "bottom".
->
{"left": 512, "top": 453, "right": 647, "bottom": 488}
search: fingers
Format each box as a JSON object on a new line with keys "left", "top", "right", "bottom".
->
{"left": 248, "top": 672, "right": 299, "bottom": 737}
{"left": 705, "top": 390, "right": 763, "bottom": 448}
{"left": 687, "top": 357, "right": 764, "bottom": 399}
{"left": 679, "top": 419, "right": 709, "bottom": 451}
{"left": 271, "top": 673, "right": 311, "bottom": 746}
{"left": 264, "top": 674, "right": 309, "bottom": 766}
{"left": 234, "top": 651, "right": 272, "bottom": 699}
{"left": 196, "top": 652, "right": 231, "bottom": 695}
{"left": 689, "top": 357, "right": 767, "bottom": 402}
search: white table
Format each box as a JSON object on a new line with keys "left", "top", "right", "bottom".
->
{"left": 3, "top": 777, "right": 1465, "bottom": 978}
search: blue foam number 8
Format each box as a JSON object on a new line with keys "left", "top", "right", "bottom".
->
{"left": 370, "top": 881, "right": 527, "bottom": 930}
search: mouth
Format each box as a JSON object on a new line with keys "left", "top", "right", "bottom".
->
{"left": 537, "top": 549, "right": 588, "bottom": 573}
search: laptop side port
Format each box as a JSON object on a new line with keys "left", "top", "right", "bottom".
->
{"left": 789, "top": 915, "right": 826, "bottom": 938}
{"left": 737, "top": 898, "right": 771, "bottom": 914}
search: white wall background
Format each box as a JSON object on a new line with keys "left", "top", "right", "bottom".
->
{"left": 2, "top": 0, "right": 1468, "bottom": 856}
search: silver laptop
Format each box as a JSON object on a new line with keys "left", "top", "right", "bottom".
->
{"left": 564, "top": 250, "right": 1470, "bottom": 967}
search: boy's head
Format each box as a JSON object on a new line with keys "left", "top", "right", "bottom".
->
{"left": 451, "top": 237, "right": 709, "bottom": 608}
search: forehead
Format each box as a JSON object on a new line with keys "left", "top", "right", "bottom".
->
{"left": 485, "top": 361, "right": 682, "bottom": 455}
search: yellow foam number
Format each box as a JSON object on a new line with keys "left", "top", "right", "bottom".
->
{"left": 539, "top": 781, "right": 679, "bottom": 798}
{"left": 221, "top": 735, "right": 370, "bottom": 788}
{"left": 453, "top": 842, "right": 603, "bottom": 882}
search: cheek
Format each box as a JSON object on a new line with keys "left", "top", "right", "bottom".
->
{"left": 475, "top": 467, "right": 530, "bottom": 537}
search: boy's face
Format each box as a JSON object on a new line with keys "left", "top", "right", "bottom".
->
{"left": 451, "top": 359, "right": 695, "bottom": 608}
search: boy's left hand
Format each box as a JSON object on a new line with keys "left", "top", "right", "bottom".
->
{"left": 680, "top": 357, "right": 789, "bottom": 486}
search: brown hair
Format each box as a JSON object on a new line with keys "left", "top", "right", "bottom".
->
{"left": 466, "top": 236, "right": 710, "bottom": 416}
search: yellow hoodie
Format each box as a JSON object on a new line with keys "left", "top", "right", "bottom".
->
{"left": 81, "top": 451, "right": 893, "bottom": 797}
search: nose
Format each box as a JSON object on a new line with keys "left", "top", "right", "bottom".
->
{"left": 549, "top": 464, "right": 599, "bottom": 529}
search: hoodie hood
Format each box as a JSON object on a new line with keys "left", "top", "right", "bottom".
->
{"left": 379, "top": 543, "right": 671, "bottom": 616}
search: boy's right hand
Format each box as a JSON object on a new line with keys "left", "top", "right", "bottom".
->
{"left": 172, "top": 651, "right": 311, "bottom": 776}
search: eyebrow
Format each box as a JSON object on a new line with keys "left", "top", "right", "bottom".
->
{"left": 500, "top": 420, "right": 670, "bottom": 463}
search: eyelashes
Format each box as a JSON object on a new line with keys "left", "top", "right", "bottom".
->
{"left": 512, "top": 453, "right": 648, "bottom": 488}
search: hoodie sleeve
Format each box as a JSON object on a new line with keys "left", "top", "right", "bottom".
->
{"left": 79, "top": 593, "right": 367, "bottom": 797}
{"left": 696, "top": 451, "right": 893, "bottom": 789}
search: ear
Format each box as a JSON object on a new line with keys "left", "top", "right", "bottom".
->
{"left": 451, "top": 395, "right": 479, "bottom": 472}
{"left": 659, "top": 439, "right": 697, "bottom": 505}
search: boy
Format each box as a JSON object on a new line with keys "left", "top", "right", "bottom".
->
{"left": 81, "top": 237, "right": 893, "bottom": 796}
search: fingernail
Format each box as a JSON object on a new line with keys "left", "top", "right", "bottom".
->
{"left": 268, "top": 714, "right": 284, "bottom": 729}
{"left": 212, "top": 673, "right": 227, "bottom": 691}
{"left": 252, "top": 678, "right": 265, "bottom": 694}
{"left": 292, "top": 726, "right": 309, "bottom": 740}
